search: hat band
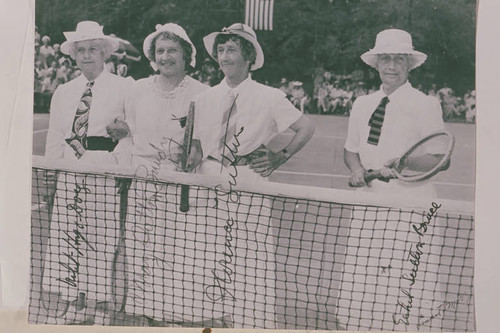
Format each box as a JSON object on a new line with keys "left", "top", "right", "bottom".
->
{"left": 221, "top": 27, "right": 256, "bottom": 40}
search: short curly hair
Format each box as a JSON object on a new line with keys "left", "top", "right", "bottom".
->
{"left": 147, "top": 31, "right": 193, "bottom": 68}
{"left": 211, "top": 34, "right": 256, "bottom": 67}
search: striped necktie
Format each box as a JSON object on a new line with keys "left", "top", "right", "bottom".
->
{"left": 367, "top": 96, "right": 389, "bottom": 146}
{"left": 218, "top": 91, "right": 239, "bottom": 166}
{"left": 66, "top": 81, "right": 94, "bottom": 158}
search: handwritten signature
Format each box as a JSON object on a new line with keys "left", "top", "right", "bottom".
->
{"left": 131, "top": 137, "right": 178, "bottom": 302}
{"left": 417, "top": 294, "right": 473, "bottom": 329}
{"left": 56, "top": 181, "right": 95, "bottom": 288}
{"left": 203, "top": 128, "right": 244, "bottom": 302}
{"left": 204, "top": 217, "right": 236, "bottom": 302}
{"left": 213, "top": 127, "right": 244, "bottom": 204}
{"left": 393, "top": 201, "right": 441, "bottom": 327}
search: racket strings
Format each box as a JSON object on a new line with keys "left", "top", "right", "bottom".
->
{"left": 398, "top": 135, "right": 451, "bottom": 177}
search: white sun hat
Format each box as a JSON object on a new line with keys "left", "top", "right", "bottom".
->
{"left": 60, "top": 21, "right": 119, "bottom": 56}
{"left": 203, "top": 23, "right": 264, "bottom": 71}
{"left": 361, "top": 29, "right": 427, "bottom": 70}
{"left": 142, "top": 23, "right": 197, "bottom": 68}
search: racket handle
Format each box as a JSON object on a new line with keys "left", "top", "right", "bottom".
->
{"left": 348, "top": 169, "right": 390, "bottom": 187}
{"left": 180, "top": 184, "right": 190, "bottom": 212}
{"left": 364, "top": 169, "right": 384, "bottom": 183}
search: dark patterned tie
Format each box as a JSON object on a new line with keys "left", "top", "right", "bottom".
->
{"left": 367, "top": 96, "right": 389, "bottom": 146}
{"left": 66, "top": 81, "right": 94, "bottom": 158}
{"left": 218, "top": 91, "right": 239, "bottom": 166}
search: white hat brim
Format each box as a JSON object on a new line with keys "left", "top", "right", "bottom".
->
{"left": 361, "top": 48, "right": 427, "bottom": 70}
{"left": 203, "top": 30, "right": 264, "bottom": 71}
{"left": 142, "top": 24, "right": 197, "bottom": 68}
{"left": 60, "top": 35, "right": 119, "bottom": 56}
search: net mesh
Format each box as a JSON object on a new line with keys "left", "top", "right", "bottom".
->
{"left": 30, "top": 161, "right": 475, "bottom": 331}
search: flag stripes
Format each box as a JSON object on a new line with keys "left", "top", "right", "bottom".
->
{"left": 245, "top": 0, "right": 274, "bottom": 31}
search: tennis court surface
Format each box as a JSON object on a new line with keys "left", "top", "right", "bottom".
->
{"left": 33, "top": 113, "right": 476, "bottom": 201}
{"left": 29, "top": 114, "right": 475, "bottom": 330}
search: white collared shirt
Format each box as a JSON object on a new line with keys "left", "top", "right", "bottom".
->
{"left": 194, "top": 76, "right": 302, "bottom": 158}
{"left": 345, "top": 82, "right": 445, "bottom": 171}
{"left": 45, "top": 70, "right": 134, "bottom": 161}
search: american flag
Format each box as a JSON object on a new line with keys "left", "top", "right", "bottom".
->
{"left": 245, "top": 0, "right": 275, "bottom": 31}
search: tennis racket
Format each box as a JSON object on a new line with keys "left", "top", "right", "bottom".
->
{"left": 353, "top": 131, "right": 455, "bottom": 186}
{"left": 180, "top": 102, "right": 195, "bottom": 212}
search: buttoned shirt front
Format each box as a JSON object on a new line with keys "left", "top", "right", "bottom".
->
{"left": 195, "top": 76, "right": 303, "bottom": 159}
{"left": 45, "top": 70, "right": 134, "bottom": 162}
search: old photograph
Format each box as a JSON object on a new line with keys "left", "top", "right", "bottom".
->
{"left": 29, "top": 0, "right": 476, "bottom": 331}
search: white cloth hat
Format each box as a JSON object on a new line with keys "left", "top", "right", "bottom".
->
{"left": 60, "top": 21, "right": 119, "bottom": 56}
{"left": 203, "top": 23, "right": 264, "bottom": 71}
{"left": 361, "top": 29, "right": 427, "bottom": 70}
{"left": 142, "top": 23, "right": 197, "bottom": 68}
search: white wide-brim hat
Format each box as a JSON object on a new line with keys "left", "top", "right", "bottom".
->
{"left": 361, "top": 29, "right": 427, "bottom": 71}
{"left": 143, "top": 23, "right": 197, "bottom": 68}
{"left": 60, "top": 21, "right": 119, "bottom": 56}
{"left": 203, "top": 23, "right": 264, "bottom": 71}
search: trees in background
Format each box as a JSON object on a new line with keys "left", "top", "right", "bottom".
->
{"left": 35, "top": 0, "right": 476, "bottom": 94}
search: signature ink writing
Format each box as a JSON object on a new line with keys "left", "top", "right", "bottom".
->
{"left": 393, "top": 202, "right": 441, "bottom": 327}
{"left": 56, "top": 181, "right": 94, "bottom": 288}
{"left": 204, "top": 217, "right": 236, "bottom": 302}
{"left": 413, "top": 202, "right": 441, "bottom": 237}
{"left": 417, "top": 294, "right": 472, "bottom": 329}
{"left": 392, "top": 288, "right": 414, "bottom": 326}
{"left": 401, "top": 241, "right": 425, "bottom": 286}
{"left": 132, "top": 138, "right": 177, "bottom": 303}
{"left": 214, "top": 127, "right": 244, "bottom": 205}
{"left": 204, "top": 128, "right": 245, "bottom": 302}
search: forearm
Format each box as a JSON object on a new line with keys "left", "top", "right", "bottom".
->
{"left": 284, "top": 115, "right": 315, "bottom": 157}
{"left": 344, "top": 149, "right": 365, "bottom": 173}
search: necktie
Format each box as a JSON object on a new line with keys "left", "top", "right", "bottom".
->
{"left": 218, "top": 91, "right": 239, "bottom": 167}
{"left": 66, "top": 81, "right": 94, "bottom": 158}
{"left": 367, "top": 96, "right": 389, "bottom": 146}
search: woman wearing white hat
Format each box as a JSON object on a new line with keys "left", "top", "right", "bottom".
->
{"left": 42, "top": 20, "right": 134, "bottom": 325}
{"left": 338, "top": 29, "right": 452, "bottom": 331}
{"left": 118, "top": 23, "right": 208, "bottom": 174}
{"left": 118, "top": 23, "right": 210, "bottom": 327}
{"left": 181, "top": 23, "right": 314, "bottom": 329}
{"left": 344, "top": 28, "right": 445, "bottom": 196}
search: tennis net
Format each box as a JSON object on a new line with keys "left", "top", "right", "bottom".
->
{"left": 29, "top": 156, "right": 475, "bottom": 331}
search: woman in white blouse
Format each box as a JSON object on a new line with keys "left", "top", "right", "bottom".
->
{"left": 119, "top": 23, "right": 208, "bottom": 176}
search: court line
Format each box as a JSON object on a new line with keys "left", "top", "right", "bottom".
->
{"left": 274, "top": 170, "right": 474, "bottom": 187}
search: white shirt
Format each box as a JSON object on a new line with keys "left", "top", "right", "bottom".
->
{"left": 45, "top": 70, "right": 134, "bottom": 162}
{"left": 195, "top": 76, "right": 303, "bottom": 159}
{"left": 125, "top": 75, "right": 208, "bottom": 170}
{"left": 344, "top": 82, "right": 445, "bottom": 195}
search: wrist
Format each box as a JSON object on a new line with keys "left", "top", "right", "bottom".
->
{"left": 281, "top": 148, "right": 292, "bottom": 160}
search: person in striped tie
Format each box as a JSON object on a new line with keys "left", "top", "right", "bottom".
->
{"left": 338, "top": 29, "right": 448, "bottom": 331}
{"left": 42, "top": 21, "right": 134, "bottom": 325}
{"left": 344, "top": 28, "right": 445, "bottom": 196}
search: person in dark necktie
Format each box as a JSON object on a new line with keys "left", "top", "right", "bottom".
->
{"left": 42, "top": 21, "right": 134, "bottom": 325}
{"left": 344, "top": 29, "right": 445, "bottom": 196}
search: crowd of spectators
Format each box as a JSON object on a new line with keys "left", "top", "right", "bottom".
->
{"left": 34, "top": 26, "right": 475, "bottom": 124}
{"left": 34, "top": 26, "right": 131, "bottom": 113}
{"left": 276, "top": 70, "right": 476, "bottom": 123}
